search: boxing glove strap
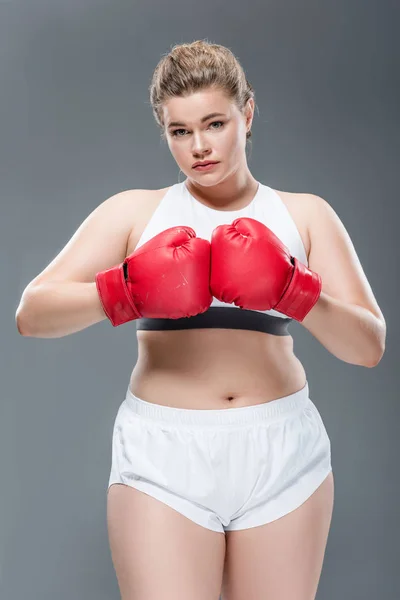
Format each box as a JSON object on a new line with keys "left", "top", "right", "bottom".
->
{"left": 274, "top": 257, "right": 322, "bottom": 322}
{"left": 95, "top": 263, "right": 141, "bottom": 327}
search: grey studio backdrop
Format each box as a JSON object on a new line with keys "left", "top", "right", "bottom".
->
{"left": 1, "top": 1, "right": 398, "bottom": 599}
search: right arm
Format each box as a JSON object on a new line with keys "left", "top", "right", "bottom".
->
{"left": 15, "top": 189, "right": 143, "bottom": 338}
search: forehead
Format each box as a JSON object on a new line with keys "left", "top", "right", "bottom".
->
{"left": 162, "top": 89, "right": 235, "bottom": 126}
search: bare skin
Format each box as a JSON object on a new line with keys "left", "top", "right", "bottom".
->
{"left": 107, "top": 184, "right": 335, "bottom": 600}
{"left": 107, "top": 471, "right": 334, "bottom": 600}
{"left": 127, "top": 185, "right": 310, "bottom": 410}
{"left": 19, "top": 89, "right": 383, "bottom": 599}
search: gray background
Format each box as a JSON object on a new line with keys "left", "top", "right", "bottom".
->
{"left": 2, "top": 1, "right": 398, "bottom": 598}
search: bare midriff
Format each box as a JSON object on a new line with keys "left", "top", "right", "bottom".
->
{"left": 129, "top": 328, "right": 307, "bottom": 409}
{"left": 126, "top": 184, "right": 310, "bottom": 410}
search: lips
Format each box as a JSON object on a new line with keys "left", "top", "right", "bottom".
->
{"left": 193, "top": 161, "right": 219, "bottom": 168}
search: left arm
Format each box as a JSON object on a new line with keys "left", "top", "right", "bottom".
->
{"left": 301, "top": 194, "right": 386, "bottom": 367}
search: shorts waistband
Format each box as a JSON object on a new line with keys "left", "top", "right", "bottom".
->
{"left": 124, "top": 381, "right": 310, "bottom": 428}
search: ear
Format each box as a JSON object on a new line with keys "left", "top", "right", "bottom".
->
{"left": 245, "top": 98, "right": 255, "bottom": 131}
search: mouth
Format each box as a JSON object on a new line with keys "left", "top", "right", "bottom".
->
{"left": 193, "top": 161, "right": 220, "bottom": 171}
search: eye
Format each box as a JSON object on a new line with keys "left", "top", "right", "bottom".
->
{"left": 171, "top": 128, "right": 186, "bottom": 137}
{"left": 210, "top": 120, "right": 224, "bottom": 129}
{"left": 171, "top": 121, "right": 225, "bottom": 137}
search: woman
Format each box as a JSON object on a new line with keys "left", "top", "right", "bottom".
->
{"left": 16, "top": 40, "right": 386, "bottom": 600}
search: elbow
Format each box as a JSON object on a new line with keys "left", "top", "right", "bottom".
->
{"left": 15, "top": 313, "right": 25, "bottom": 335}
{"left": 364, "top": 340, "right": 386, "bottom": 368}
{"left": 15, "top": 309, "right": 33, "bottom": 337}
{"left": 365, "top": 349, "right": 385, "bottom": 368}
{"left": 362, "top": 318, "right": 386, "bottom": 368}
{"left": 364, "top": 357, "right": 380, "bottom": 369}
{"left": 15, "top": 286, "right": 37, "bottom": 337}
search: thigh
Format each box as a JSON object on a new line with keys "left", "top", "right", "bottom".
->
{"left": 221, "top": 471, "right": 334, "bottom": 600}
{"left": 107, "top": 483, "right": 226, "bottom": 600}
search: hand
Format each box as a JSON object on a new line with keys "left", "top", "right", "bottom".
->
{"left": 210, "top": 217, "right": 321, "bottom": 322}
{"left": 96, "top": 226, "right": 212, "bottom": 326}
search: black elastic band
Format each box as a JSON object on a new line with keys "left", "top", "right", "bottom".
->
{"left": 136, "top": 307, "right": 292, "bottom": 336}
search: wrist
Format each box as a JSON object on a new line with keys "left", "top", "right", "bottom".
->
{"left": 95, "top": 262, "right": 141, "bottom": 327}
{"left": 274, "top": 258, "right": 322, "bottom": 322}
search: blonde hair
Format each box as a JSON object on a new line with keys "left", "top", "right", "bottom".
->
{"left": 149, "top": 40, "right": 256, "bottom": 143}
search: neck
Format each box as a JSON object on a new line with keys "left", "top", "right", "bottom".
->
{"left": 185, "top": 169, "right": 259, "bottom": 210}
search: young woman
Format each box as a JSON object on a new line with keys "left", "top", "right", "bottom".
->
{"left": 16, "top": 40, "right": 386, "bottom": 600}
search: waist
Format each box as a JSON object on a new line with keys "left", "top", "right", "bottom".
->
{"left": 130, "top": 331, "right": 306, "bottom": 409}
{"left": 124, "top": 380, "right": 310, "bottom": 426}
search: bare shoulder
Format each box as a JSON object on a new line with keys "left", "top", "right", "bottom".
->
{"left": 26, "top": 186, "right": 170, "bottom": 288}
{"left": 274, "top": 189, "right": 344, "bottom": 260}
{"left": 82, "top": 186, "right": 163, "bottom": 241}
{"left": 125, "top": 185, "right": 172, "bottom": 253}
{"left": 272, "top": 188, "right": 319, "bottom": 259}
{"left": 112, "top": 186, "right": 165, "bottom": 214}
{"left": 281, "top": 190, "right": 385, "bottom": 323}
{"left": 111, "top": 185, "right": 170, "bottom": 236}
{"left": 126, "top": 185, "right": 171, "bottom": 210}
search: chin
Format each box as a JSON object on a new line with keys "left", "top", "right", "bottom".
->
{"left": 191, "top": 171, "right": 226, "bottom": 186}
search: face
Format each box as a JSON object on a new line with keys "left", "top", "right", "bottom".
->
{"left": 162, "top": 88, "right": 254, "bottom": 186}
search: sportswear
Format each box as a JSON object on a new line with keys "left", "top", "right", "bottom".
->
{"left": 134, "top": 180, "right": 310, "bottom": 335}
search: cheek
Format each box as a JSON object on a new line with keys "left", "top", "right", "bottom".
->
{"left": 223, "top": 129, "right": 243, "bottom": 156}
{"left": 168, "top": 141, "right": 184, "bottom": 160}
{"left": 176, "top": 147, "right": 191, "bottom": 165}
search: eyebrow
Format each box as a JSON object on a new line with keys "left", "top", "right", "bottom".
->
{"left": 167, "top": 112, "right": 226, "bottom": 128}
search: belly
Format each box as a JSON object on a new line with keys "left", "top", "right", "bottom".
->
{"left": 129, "top": 329, "right": 307, "bottom": 409}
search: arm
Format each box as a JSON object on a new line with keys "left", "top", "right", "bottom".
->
{"left": 15, "top": 189, "right": 143, "bottom": 338}
{"left": 301, "top": 194, "right": 386, "bottom": 367}
{"left": 16, "top": 282, "right": 106, "bottom": 338}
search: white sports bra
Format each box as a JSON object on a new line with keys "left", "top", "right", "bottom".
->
{"left": 135, "top": 180, "right": 308, "bottom": 335}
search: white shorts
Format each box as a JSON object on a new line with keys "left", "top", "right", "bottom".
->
{"left": 108, "top": 381, "right": 332, "bottom": 533}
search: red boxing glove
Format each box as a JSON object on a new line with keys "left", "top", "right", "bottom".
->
{"left": 210, "top": 217, "right": 321, "bottom": 322}
{"left": 96, "top": 226, "right": 212, "bottom": 326}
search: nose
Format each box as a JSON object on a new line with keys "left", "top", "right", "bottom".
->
{"left": 191, "top": 131, "right": 212, "bottom": 157}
